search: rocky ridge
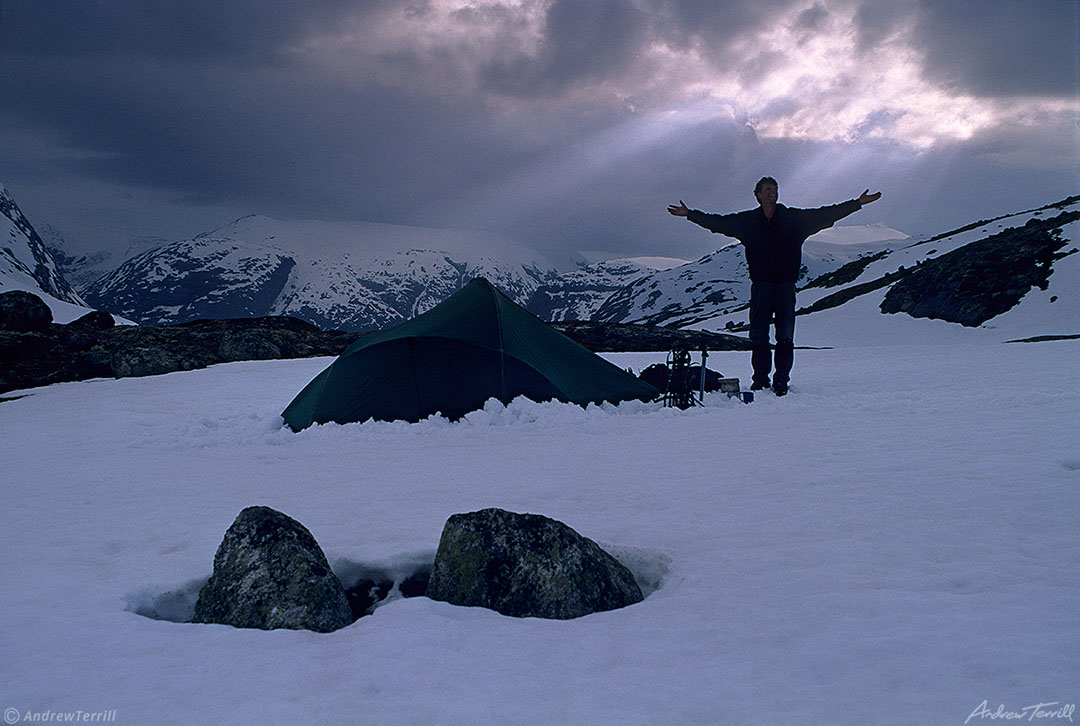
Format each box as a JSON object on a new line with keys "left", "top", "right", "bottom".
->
{"left": 0, "top": 309, "right": 356, "bottom": 395}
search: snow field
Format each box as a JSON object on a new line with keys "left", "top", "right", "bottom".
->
{"left": 1, "top": 342, "right": 1078, "bottom": 724}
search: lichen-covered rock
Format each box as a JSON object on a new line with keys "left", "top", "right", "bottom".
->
{"left": 217, "top": 330, "right": 282, "bottom": 361}
{"left": 192, "top": 506, "right": 353, "bottom": 632}
{"left": 426, "top": 508, "right": 643, "bottom": 619}
{"left": 0, "top": 290, "right": 52, "bottom": 332}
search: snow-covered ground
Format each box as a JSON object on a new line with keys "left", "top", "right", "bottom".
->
{"left": 2, "top": 341, "right": 1078, "bottom": 725}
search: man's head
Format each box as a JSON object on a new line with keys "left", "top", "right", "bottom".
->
{"left": 754, "top": 177, "right": 778, "bottom": 206}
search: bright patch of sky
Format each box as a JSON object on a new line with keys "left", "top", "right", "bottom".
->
{"left": 293, "top": 0, "right": 1073, "bottom": 153}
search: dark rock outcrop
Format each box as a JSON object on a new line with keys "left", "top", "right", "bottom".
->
{"left": 426, "top": 508, "right": 643, "bottom": 619}
{"left": 551, "top": 321, "right": 750, "bottom": 352}
{"left": 67, "top": 309, "right": 115, "bottom": 330}
{"left": 801, "top": 249, "right": 891, "bottom": 290}
{"left": 0, "top": 309, "right": 359, "bottom": 394}
{"left": 0, "top": 290, "right": 53, "bottom": 332}
{"left": 192, "top": 506, "right": 353, "bottom": 632}
{"left": 880, "top": 211, "right": 1079, "bottom": 326}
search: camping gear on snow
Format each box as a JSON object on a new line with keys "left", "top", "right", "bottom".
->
{"left": 664, "top": 347, "right": 697, "bottom": 410}
{"left": 282, "top": 278, "right": 660, "bottom": 430}
{"left": 639, "top": 347, "right": 743, "bottom": 409}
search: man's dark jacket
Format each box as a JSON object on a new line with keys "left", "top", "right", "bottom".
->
{"left": 687, "top": 200, "right": 862, "bottom": 283}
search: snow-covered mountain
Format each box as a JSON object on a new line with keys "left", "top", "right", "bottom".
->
{"left": 1, "top": 182, "right": 86, "bottom": 307}
{"left": 593, "top": 225, "right": 909, "bottom": 328}
{"left": 529, "top": 256, "right": 688, "bottom": 322}
{"left": 0, "top": 182, "right": 116, "bottom": 323}
{"left": 82, "top": 216, "right": 559, "bottom": 330}
{"left": 46, "top": 227, "right": 168, "bottom": 293}
{"left": 81, "top": 237, "right": 298, "bottom": 326}
{"left": 78, "top": 211, "right": 909, "bottom": 331}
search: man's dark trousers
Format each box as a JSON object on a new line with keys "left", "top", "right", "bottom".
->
{"left": 748, "top": 281, "right": 796, "bottom": 389}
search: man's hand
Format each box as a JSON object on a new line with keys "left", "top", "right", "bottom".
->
{"left": 858, "top": 189, "right": 882, "bottom": 205}
{"left": 667, "top": 200, "right": 690, "bottom": 217}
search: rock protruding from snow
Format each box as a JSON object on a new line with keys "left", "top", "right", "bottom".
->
{"left": 426, "top": 508, "right": 643, "bottom": 619}
{"left": 192, "top": 506, "right": 353, "bottom": 633}
{"left": 879, "top": 210, "right": 1079, "bottom": 327}
{"left": 67, "top": 310, "right": 116, "bottom": 331}
{"left": 0, "top": 290, "right": 53, "bottom": 331}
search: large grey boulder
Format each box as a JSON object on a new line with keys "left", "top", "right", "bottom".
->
{"left": 0, "top": 290, "right": 52, "bottom": 331}
{"left": 426, "top": 508, "right": 643, "bottom": 619}
{"left": 192, "top": 506, "right": 353, "bottom": 632}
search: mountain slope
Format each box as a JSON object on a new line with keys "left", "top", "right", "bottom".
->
{"left": 1, "top": 183, "right": 86, "bottom": 307}
{"left": 528, "top": 257, "right": 688, "bottom": 322}
{"left": 82, "top": 216, "right": 557, "bottom": 330}
{"left": 593, "top": 225, "right": 907, "bottom": 328}
{"left": 46, "top": 227, "right": 168, "bottom": 293}
{"left": 725, "top": 196, "right": 1080, "bottom": 346}
{"left": 82, "top": 237, "right": 298, "bottom": 325}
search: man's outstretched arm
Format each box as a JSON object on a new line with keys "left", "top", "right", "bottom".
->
{"left": 801, "top": 189, "right": 883, "bottom": 236}
{"left": 668, "top": 200, "right": 747, "bottom": 239}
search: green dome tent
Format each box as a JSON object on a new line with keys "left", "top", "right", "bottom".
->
{"left": 282, "top": 277, "right": 660, "bottom": 430}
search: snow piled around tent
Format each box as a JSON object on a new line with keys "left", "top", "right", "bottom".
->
{"left": 2, "top": 343, "right": 1078, "bottom": 725}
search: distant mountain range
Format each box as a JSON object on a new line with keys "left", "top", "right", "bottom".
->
{"left": 75, "top": 215, "right": 563, "bottom": 330}
{"left": 63, "top": 213, "right": 907, "bottom": 331}
{"left": 3, "top": 178, "right": 1077, "bottom": 344}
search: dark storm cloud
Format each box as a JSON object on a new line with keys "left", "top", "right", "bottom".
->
{"left": 1, "top": 0, "right": 1076, "bottom": 262}
{"left": 2, "top": 0, "right": 398, "bottom": 211}
{"left": 3, "top": 0, "right": 365, "bottom": 63}
{"left": 481, "top": 0, "right": 648, "bottom": 96}
{"left": 4, "top": 54, "right": 305, "bottom": 204}
{"left": 855, "top": 0, "right": 1080, "bottom": 97}
{"left": 913, "top": 0, "right": 1080, "bottom": 97}
{"left": 2, "top": 0, "right": 499, "bottom": 222}
{"left": 794, "top": 3, "right": 831, "bottom": 32}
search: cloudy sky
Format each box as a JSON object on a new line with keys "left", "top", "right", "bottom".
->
{"left": 1, "top": 0, "right": 1077, "bottom": 266}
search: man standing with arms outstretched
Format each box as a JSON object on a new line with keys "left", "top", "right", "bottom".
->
{"left": 668, "top": 178, "right": 881, "bottom": 395}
